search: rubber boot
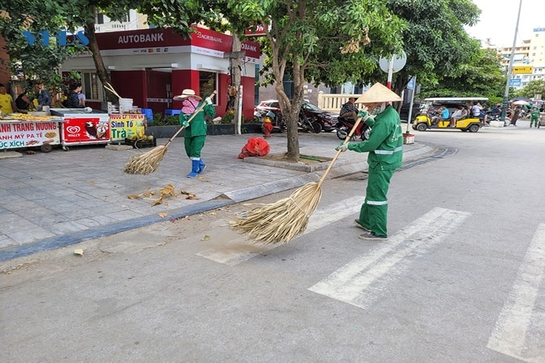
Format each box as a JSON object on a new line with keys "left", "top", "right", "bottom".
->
{"left": 187, "top": 160, "right": 199, "bottom": 178}
{"left": 197, "top": 159, "right": 206, "bottom": 174}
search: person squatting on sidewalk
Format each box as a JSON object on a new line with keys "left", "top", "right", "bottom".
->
{"left": 335, "top": 83, "right": 403, "bottom": 240}
{"left": 175, "top": 89, "right": 216, "bottom": 178}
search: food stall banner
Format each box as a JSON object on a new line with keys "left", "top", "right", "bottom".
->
{"left": 110, "top": 114, "right": 146, "bottom": 141}
{"left": 0, "top": 121, "right": 60, "bottom": 150}
{"left": 62, "top": 117, "right": 110, "bottom": 144}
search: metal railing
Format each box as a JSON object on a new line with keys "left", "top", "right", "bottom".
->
{"left": 317, "top": 92, "right": 365, "bottom": 113}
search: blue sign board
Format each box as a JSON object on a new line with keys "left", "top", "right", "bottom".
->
{"left": 407, "top": 77, "right": 416, "bottom": 90}
{"left": 509, "top": 78, "right": 522, "bottom": 87}
{"left": 22, "top": 30, "right": 89, "bottom": 47}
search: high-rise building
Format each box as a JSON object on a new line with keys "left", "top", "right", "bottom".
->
{"left": 501, "top": 28, "right": 545, "bottom": 90}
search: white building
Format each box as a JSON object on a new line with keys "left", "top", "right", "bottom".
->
{"left": 502, "top": 27, "right": 545, "bottom": 90}
{"left": 94, "top": 10, "right": 149, "bottom": 33}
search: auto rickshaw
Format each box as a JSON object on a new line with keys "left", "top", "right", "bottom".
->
{"left": 412, "top": 97, "right": 488, "bottom": 133}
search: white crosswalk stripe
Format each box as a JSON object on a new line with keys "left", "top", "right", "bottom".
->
{"left": 487, "top": 223, "right": 545, "bottom": 363}
{"left": 308, "top": 207, "right": 471, "bottom": 309}
{"left": 196, "top": 196, "right": 365, "bottom": 265}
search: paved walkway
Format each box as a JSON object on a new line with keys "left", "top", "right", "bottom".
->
{"left": 0, "top": 132, "right": 433, "bottom": 261}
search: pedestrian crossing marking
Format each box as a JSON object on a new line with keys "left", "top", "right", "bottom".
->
{"left": 308, "top": 207, "right": 471, "bottom": 309}
{"left": 196, "top": 196, "right": 365, "bottom": 265}
{"left": 487, "top": 223, "right": 545, "bottom": 363}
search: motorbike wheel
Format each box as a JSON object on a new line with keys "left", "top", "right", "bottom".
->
{"left": 336, "top": 126, "right": 348, "bottom": 140}
{"left": 361, "top": 127, "right": 371, "bottom": 141}
{"left": 312, "top": 122, "right": 322, "bottom": 133}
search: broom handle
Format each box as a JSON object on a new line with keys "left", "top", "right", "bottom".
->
{"left": 104, "top": 82, "right": 122, "bottom": 99}
{"left": 164, "top": 90, "right": 217, "bottom": 148}
{"left": 317, "top": 116, "right": 363, "bottom": 188}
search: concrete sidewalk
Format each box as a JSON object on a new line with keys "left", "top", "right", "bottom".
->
{"left": 0, "top": 132, "right": 433, "bottom": 261}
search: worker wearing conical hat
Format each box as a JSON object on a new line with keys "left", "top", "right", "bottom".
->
{"left": 336, "top": 82, "right": 403, "bottom": 240}
{"left": 175, "top": 89, "right": 216, "bottom": 178}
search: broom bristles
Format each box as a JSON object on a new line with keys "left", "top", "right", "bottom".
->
{"left": 231, "top": 182, "right": 322, "bottom": 244}
{"left": 124, "top": 145, "right": 168, "bottom": 175}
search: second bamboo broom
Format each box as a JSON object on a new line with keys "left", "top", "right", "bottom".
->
{"left": 124, "top": 91, "right": 216, "bottom": 175}
{"left": 231, "top": 116, "right": 364, "bottom": 244}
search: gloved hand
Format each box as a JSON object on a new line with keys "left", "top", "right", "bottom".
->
{"left": 180, "top": 115, "right": 189, "bottom": 127}
{"left": 205, "top": 97, "right": 213, "bottom": 105}
{"left": 335, "top": 143, "right": 348, "bottom": 152}
{"left": 357, "top": 110, "right": 368, "bottom": 119}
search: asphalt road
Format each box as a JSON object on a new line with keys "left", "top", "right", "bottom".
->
{"left": 1, "top": 121, "right": 544, "bottom": 363}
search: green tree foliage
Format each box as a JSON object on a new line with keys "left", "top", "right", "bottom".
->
{"left": 419, "top": 48, "right": 506, "bottom": 103}
{"left": 0, "top": 1, "right": 77, "bottom": 90}
{"left": 142, "top": 0, "right": 405, "bottom": 160}
{"left": 224, "top": 0, "right": 405, "bottom": 160}
{"left": 384, "top": 0, "right": 482, "bottom": 96}
{"left": 517, "top": 80, "right": 545, "bottom": 99}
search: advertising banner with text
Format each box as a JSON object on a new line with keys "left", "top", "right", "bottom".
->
{"left": 0, "top": 121, "right": 60, "bottom": 149}
{"left": 110, "top": 114, "right": 146, "bottom": 141}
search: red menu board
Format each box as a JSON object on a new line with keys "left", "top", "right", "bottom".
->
{"left": 62, "top": 117, "right": 110, "bottom": 144}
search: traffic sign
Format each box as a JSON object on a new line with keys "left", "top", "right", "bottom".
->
{"left": 407, "top": 77, "right": 416, "bottom": 90}
{"left": 379, "top": 51, "right": 407, "bottom": 74}
{"left": 513, "top": 66, "right": 533, "bottom": 74}
{"left": 509, "top": 78, "right": 522, "bottom": 87}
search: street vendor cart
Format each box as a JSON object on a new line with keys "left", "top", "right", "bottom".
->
{"left": 0, "top": 113, "right": 64, "bottom": 153}
{"left": 50, "top": 108, "right": 110, "bottom": 151}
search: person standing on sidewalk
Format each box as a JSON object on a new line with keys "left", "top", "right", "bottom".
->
{"left": 530, "top": 107, "right": 540, "bottom": 128}
{"left": 175, "top": 89, "right": 216, "bottom": 178}
{"left": 510, "top": 105, "right": 521, "bottom": 126}
{"left": 0, "top": 83, "right": 18, "bottom": 114}
{"left": 335, "top": 83, "right": 403, "bottom": 240}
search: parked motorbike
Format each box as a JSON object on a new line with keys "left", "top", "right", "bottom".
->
{"left": 298, "top": 110, "right": 322, "bottom": 133}
{"left": 487, "top": 112, "right": 510, "bottom": 127}
{"left": 335, "top": 116, "right": 371, "bottom": 141}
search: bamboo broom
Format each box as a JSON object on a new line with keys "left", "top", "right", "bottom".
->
{"left": 231, "top": 116, "right": 364, "bottom": 244}
{"left": 123, "top": 91, "right": 217, "bottom": 175}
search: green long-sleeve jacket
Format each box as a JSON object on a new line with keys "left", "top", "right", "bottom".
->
{"left": 347, "top": 105, "right": 403, "bottom": 171}
{"left": 179, "top": 102, "right": 216, "bottom": 137}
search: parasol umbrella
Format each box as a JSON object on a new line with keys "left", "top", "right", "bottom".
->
{"left": 513, "top": 100, "right": 530, "bottom": 106}
{"left": 510, "top": 96, "right": 531, "bottom": 103}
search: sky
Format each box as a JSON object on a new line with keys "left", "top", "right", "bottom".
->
{"left": 465, "top": 0, "right": 544, "bottom": 48}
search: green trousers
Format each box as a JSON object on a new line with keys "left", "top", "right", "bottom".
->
{"left": 358, "top": 168, "right": 395, "bottom": 237}
{"left": 184, "top": 135, "right": 206, "bottom": 159}
{"left": 530, "top": 118, "right": 539, "bottom": 128}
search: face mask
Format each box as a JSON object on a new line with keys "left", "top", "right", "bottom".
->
{"left": 181, "top": 98, "right": 198, "bottom": 114}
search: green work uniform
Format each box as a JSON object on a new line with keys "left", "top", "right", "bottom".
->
{"left": 530, "top": 110, "right": 540, "bottom": 128}
{"left": 347, "top": 105, "right": 403, "bottom": 237}
{"left": 179, "top": 102, "right": 216, "bottom": 159}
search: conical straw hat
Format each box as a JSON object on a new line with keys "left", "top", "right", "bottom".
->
{"left": 356, "top": 83, "right": 402, "bottom": 103}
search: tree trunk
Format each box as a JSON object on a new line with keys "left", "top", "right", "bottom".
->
{"left": 84, "top": 20, "right": 115, "bottom": 103}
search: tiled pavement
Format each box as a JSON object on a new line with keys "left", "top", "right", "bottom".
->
{"left": 0, "top": 132, "right": 432, "bottom": 260}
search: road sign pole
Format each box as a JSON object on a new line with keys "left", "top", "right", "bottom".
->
{"left": 501, "top": 0, "right": 523, "bottom": 122}
{"left": 387, "top": 57, "right": 394, "bottom": 89}
{"left": 406, "top": 76, "right": 416, "bottom": 134}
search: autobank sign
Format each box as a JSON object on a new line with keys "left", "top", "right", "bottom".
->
{"left": 22, "top": 30, "right": 89, "bottom": 46}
